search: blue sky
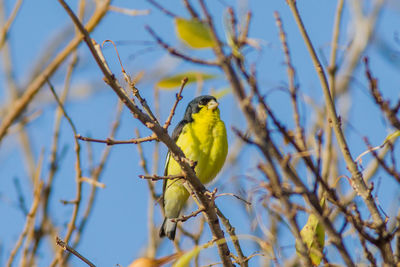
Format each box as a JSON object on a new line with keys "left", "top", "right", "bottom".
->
{"left": 1, "top": 0, "right": 400, "bottom": 266}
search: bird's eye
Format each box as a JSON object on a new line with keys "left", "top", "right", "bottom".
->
{"left": 199, "top": 99, "right": 208, "bottom": 106}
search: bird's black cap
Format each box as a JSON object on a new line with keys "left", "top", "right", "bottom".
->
{"left": 183, "top": 95, "right": 217, "bottom": 122}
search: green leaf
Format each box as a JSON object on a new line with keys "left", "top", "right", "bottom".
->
{"left": 156, "top": 71, "right": 217, "bottom": 89}
{"left": 175, "top": 17, "right": 213, "bottom": 49}
{"left": 295, "top": 197, "right": 326, "bottom": 266}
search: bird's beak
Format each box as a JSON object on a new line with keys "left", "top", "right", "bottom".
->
{"left": 207, "top": 99, "right": 219, "bottom": 110}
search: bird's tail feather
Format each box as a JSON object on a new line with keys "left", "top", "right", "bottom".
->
{"left": 159, "top": 218, "right": 177, "bottom": 240}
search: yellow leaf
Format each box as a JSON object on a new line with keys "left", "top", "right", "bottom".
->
{"left": 295, "top": 197, "right": 326, "bottom": 266}
{"left": 210, "top": 87, "right": 231, "bottom": 99}
{"left": 156, "top": 72, "right": 217, "bottom": 89}
{"left": 175, "top": 18, "right": 213, "bottom": 49}
{"left": 172, "top": 246, "right": 203, "bottom": 267}
{"left": 384, "top": 130, "right": 400, "bottom": 144}
{"left": 172, "top": 239, "right": 227, "bottom": 267}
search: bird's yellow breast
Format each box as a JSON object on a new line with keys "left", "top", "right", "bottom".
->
{"left": 166, "top": 107, "right": 228, "bottom": 184}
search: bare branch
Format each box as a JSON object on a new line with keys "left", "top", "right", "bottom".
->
{"left": 108, "top": 5, "right": 149, "bottom": 16}
{"left": 171, "top": 208, "right": 206, "bottom": 223}
{"left": 216, "top": 193, "right": 251, "bottom": 206}
{"left": 274, "top": 11, "right": 306, "bottom": 150}
{"left": 76, "top": 134, "right": 157, "bottom": 145}
{"left": 364, "top": 57, "right": 400, "bottom": 131}
{"left": 139, "top": 174, "right": 184, "bottom": 181}
{"left": 47, "top": 79, "right": 84, "bottom": 267}
{"left": 7, "top": 174, "right": 43, "bottom": 267}
{"left": 0, "top": 0, "right": 23, "bottom": 50}
{"left": 163, "top": 77, "right": 187, "bottom": 129}
{"left": 183, "top": 0, "right": 199, "bottom": 19}
{"left": 56, "top": 237, "right": 96, "bottom": 267}
{"left": 146, "top": 0, "right": 177, "bottom": 17}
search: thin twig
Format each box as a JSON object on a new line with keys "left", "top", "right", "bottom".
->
{"left": 216, "top": 193, "right": 251, "bottom": 206}
{"left": 139, "top": 174, "right": 184, "bottom": 181}
{"left": 171, "top": 208, "right": 206, "bottom": 223}
{"left": 274, "top": 11, "right": 305, "bottom": 150}
{"left": 19, "top": 151, "right": 45, "bottom": 266}
{"left": 79, "top": 177, "right": 105, "bottom": 188}
{"left": 108, "top": 5, "right": 149, "bottom": 16}
{"left": 135, "top": 128, "right": 159, "bottom": 258}
{"left": 183, "top": 0, "right": 199, "bottom": 19}
{"left": 0, "top": 1, "right": 36, "bottom": 182}
{"left": 336, "top": 0, "right": 385, "bottom": 95}
{"left": 163, "top": 77, "right": 187, "bottom": 129}
{"left": 47, "top": 81, "right": 77, "bottom": 134}
{"left": 13, "top": 178, "right": 28, "bottom": 215}
{"left": 56, "top": 237, "right": 96, "bottom": 267}
{"left": 67, "top": 101, "right": 123, "bottom": 262}
{"left": 146, "top": 0, "right": 177, "bottom": 17}
{"left": 76, "top": 134, "right": 157, "bottom": 145}
{"left": 322, "top": 0, "right": 344, "bottom": 185}
{"left": 102, "top": 39, "right": 160, "bottom": 123}
{"left": 239, "top": 11, "right": 251, "bottom": 46}
{"left": 47, "top": 79, "right": 84, "bottom": 267}
{"left": 364, "top": 57, "right": 400, "bottom": 130}
{"left": 32, "top": 11, "right": 83, "bottom": 258}
{"left": 364, "top": 138, "right": 400, "bottom": 183}
{"left": 7, "top": 174, "right": 43, "bottom": 267}
{"left": 0, "top": 0, "right": 23, "bottom": 49}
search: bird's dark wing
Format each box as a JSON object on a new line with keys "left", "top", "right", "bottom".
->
{"left": 171, "top": 120, "right": 188, "bottom": 144}
{"left": 161, "top": 119, "right": 189, "bottom": 207}
{"left": 163, "top": 119, "right": 188, "bottom": 176}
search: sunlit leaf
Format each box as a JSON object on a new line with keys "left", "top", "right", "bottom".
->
{"left": 210, "top": 87, "right": 231, "bottom": 99}
{"left": 156, "top": 72, "right": 217, "bottom": 89}
{"left": 295, "top": 197, "right": 326, "bottom": 266}
{"left": 172, "top": 246, "right": 203, "bottom": 267}
{"left": 175, "top": 17, "right": 213, "bottom": 49}
{"left": 383, "top": 130, "right": 400, "bottom": 144}
{"left": 172, "top": 238, "right": 233, "bottom": 267}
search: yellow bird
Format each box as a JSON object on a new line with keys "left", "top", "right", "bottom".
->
{"left": 160, "top": 95, "right": 228, "bottom": 240}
